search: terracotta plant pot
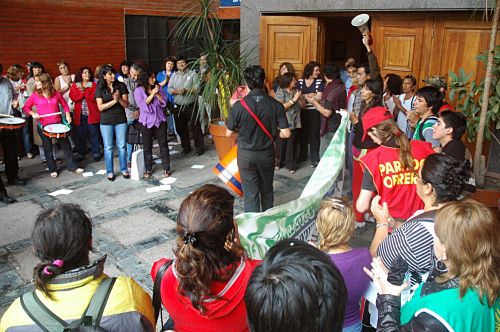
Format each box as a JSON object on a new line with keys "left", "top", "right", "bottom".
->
{"left": 209, "top": 119, "right": 238, "bottom": 159}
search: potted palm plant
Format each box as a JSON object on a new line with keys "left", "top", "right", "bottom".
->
{"left": 173, "top": 0, "right": 248, "bottom": 159}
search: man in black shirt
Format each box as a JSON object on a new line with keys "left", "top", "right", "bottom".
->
{"left": 226, "top": 66, "right": 290, "bottom": 212}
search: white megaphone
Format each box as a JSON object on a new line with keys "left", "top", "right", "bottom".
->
{"left": 351, "top": 14, "right": 373, "bottom": 45}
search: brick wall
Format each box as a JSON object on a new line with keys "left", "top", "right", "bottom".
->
{"left": 0, "top": 0, "right": 239, "bottom": 78}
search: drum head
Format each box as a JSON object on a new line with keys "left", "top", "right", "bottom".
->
{"left": 0, "top": 117, "right": 25, "bottom": 125}
{"left": 44, "top": 123, "right": 70, "bottom": 133}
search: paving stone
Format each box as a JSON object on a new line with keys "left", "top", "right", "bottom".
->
{"left": 0, "top": 270, "right": 25, "bottom": 293}
{"left": 136, "top": 242, "right": 176, "bottom": 274}
{"left": 97, "top": 209, "right": 171, "bottom": 247}
{"left": 0, "top": 201, "right": 42, "bottom": 246}
{"left": 10, "top": 247, "right": 38, "bottom": 283}
{"left": 55, "top": 179, "right": 165, "bottom": 217}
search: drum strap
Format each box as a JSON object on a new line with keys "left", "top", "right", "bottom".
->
{"left": 239, "top": 99, "right": 273, "bottom": 140}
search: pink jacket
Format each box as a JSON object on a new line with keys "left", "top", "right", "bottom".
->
{"left": 23, "top": 92, "right": 70, "bottom": 127}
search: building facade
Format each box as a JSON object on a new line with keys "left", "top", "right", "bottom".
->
{"left": 0, "top": 0, "right": 239, "bottom": 77}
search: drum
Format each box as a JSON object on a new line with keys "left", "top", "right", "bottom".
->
{"left": 213, "top": 145, "right": 243, "bottom": 197}
{"left": 0, "top": 117, "right": 26, "bottom": 130}
{"left": 42, "top": 123, "right": 71, "bottom": 138}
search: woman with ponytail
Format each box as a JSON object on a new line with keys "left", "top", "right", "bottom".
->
{"left": 151, "top": 184, "right": 259, "bottom": 332}
{"left": 356, "top": 107, "right": 434, "bottom": 221}
{"left": 0, "top": 204, "right": 155, "bottom": 331}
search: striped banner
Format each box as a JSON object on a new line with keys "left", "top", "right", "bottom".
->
{"left": 236, "top": 112, "right": 349, "bottom": 259}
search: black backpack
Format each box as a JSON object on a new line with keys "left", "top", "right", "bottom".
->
{"left": 20, "top": 277, "right": 116, "bottom": 332}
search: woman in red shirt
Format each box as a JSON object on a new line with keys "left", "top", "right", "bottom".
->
{"left": 69, "top": 67, "right": 101, "bottom": 162}
{"left": 151, "top": 184, "right": 259, "bottom": 332}
{"left": 356, "top": 107, "right": 434, "bottom": 220}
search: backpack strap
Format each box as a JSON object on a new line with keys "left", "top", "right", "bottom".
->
{"left": 417, "top": 115, "right": 438, "bottom": 140}
{"left": 21, "top": 291, "right": 68, "bottom": 332}
{"left": 81, "top": 277, "right": 116, "bottom": 328}
{"left": 153, "top": 260, "right": 174, "bottom": 324}
{"left": 239, "top": 98, "right": 273, "bottom": 140}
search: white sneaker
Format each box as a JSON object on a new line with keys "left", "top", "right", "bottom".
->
{"left": 355, "top": 222, "right": 366, "bottom": 229}
{"left": 27, "top": 153, "right": 34, "bottom": 159}
{"left": 74, "top": 168, "right": 84, "bottom": 174}
{"left": 50, "top": 172, "right": 58, "bottom": 178}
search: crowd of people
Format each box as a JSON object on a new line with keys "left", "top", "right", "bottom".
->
{"left": 0, "top": 182, "right": 497, "bottom": 331}
{"left": 0, "top": 56, "right": 210, "bottom": 202}
{"left": 0, "top": 32, "right": 498, "bottom": 332}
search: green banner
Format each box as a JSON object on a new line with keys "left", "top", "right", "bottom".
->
{"left": 236, "top": 112, "right": 349, "bottom": 259}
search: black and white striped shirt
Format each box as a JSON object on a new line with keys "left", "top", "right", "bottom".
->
{"left": 377, "top": 210, "right": 437, "bottom": 288}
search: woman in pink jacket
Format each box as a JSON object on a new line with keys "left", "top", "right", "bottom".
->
{"left": 23, "top": 74, "right": 83, "bottom": 177}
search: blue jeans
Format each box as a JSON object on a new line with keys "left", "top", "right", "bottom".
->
{"left": 100, "top": 123, "right": 128, "bottom": 176}
{"left": 21, "top": 119, "right": 33, "bottom": 154}
{"left": 343, "top": 320, "right": 362, "bottom": 332}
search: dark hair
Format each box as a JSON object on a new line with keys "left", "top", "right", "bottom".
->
{"left": 323, "top": 63, "right": 341, "bottom": 81}
{"left": 163, "top": 56, "right": 177, "bottom": 70}
{"left": 421, "top": 153, "right": 468, "bottom": 204}
{"left": 403, "top": 74, "right": 417, "bottom": 87}
{"left": 278, "top": 72, "right": 296, "bottom": 89}
{"left": 175, "top": 184, "right": 245, "bottom": 313}
{"left": 359, "top": 63, "right": 370, "bottom": 75}
{"left": 302, "top": 61, "right": 321, "bottom": 79}
{"left": 362, "top": 78, "right": 384, "bottom": 113}
{"left": 440, "top": 111, "right": 466, "bottom": 140}
{"left": 279, "top": 62, "right": 295, "bottom": 75}
{"left": 97, "top": 65, "right": 117, "bottom": 93}
{"left": 29, "top": 62, "right": 45, "bottom": 78}
{"left": 32, "top": 204, "right": 92, "bottom": 298}
{"left": 74, "top": 66, "right": 94, "bottom": 83}
{"left": 137, "top": 69, "right": 156, "bottom": 90}
{"left": 119, "top": 60, "right": 130, "bottom": 75}
{"left": 245, "top": 239, "right": 347, "bottom": 332}
{"left": 244, "top": 65, "right": 266, "bottom": 90}
{"left": 416, "top": 86, "right": 443, "bottom": 115}
{"left": 0, "top": 63, "right": 3, "bottom": 73}
{"left": 176, "top": 53, "right": 188, "bottom": 63}
{"left": 385, "top": 73, "right": 403, "bottom": 95}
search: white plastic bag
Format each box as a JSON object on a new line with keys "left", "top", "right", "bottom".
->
{"left": 131, "top": 148, "right": 145, "bottom": 181}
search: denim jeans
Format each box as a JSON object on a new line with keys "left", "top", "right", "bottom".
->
{"left": 77, "top": 115, "right": 100, "bottom": 158}
{"left": 21, "top": 119, "right": 33, "bottom": 154}
{"left": 100, "top": 123, "right": 128, "bottom": 176}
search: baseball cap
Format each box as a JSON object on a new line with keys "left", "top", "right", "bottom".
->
{"left": 423, "top": 75, "right": 447, "bottom": 89}
{"left": 362, "top": 106, "right": 393, "bottom": 140}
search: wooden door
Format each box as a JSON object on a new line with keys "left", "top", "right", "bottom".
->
{"left": 260, "top": 16, "right": 319, "bottom": 82}
{"left": 432, "top": 18, "right": 500, "bottom": 83}
{"left": 371, "top": 15, "right": 433, "bottom": 87}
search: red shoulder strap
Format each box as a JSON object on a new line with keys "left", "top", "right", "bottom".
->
{"left": 239, "top": 98, "right": 273, "bottom": 140}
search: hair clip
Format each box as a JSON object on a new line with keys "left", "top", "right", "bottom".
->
{"left": 42, "top": 266, "right": 53, "bottom": 276}
{"left": 183, "top": 232, "right": 197, "bottom": 245}
{"left": 52, "top": 259, "right": 64, "bottom": 268}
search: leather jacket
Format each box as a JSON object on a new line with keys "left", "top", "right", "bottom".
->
{"left": 376, "top": 275, "right": 459, "bottom": 332}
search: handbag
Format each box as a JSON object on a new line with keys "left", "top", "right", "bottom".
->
{"left": 127, "top": 122, "right": 143, "bottom": 145}
{"left": 153, "top": 259, "right": 174, "bottom": 331}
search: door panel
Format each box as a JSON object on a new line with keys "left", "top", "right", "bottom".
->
{"left": 371, "top": 16, "right": 432, "bottom": 86}
{"left": 260, "top": 16, "right": 319, "bottom": 81}
{"left": 433, "top": 19, "right": 500, "bottom": 83}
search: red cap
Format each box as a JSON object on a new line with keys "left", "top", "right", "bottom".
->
{"left": 362, "top": 106, "right": 392, "bottom": 140}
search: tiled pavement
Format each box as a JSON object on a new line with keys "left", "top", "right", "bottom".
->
{"left": 0, "top": 137, "right": 375, "bottom": 317}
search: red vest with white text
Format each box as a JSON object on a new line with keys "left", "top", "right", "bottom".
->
{"left": 360, "top": 140, "right": 433, "bottom": 219}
